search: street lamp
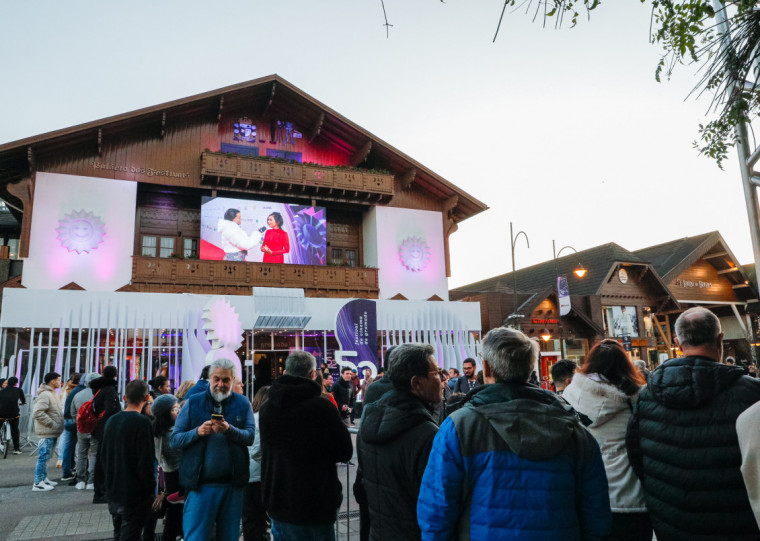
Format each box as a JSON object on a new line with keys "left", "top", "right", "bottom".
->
{"left": 540, "top": 329, "right": 552, "bottom": 342}
{"left": 509, "top": 222, "right": 530, "bottom": 330}
{"left": 553, "top": 240, "right": 587, "bottom": 358}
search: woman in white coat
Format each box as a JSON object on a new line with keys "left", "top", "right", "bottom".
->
{"left": 563, "top": 339, "right": 651, "bottom": 541}
{"left": 217, "top": 208, "right": 259, "bottom": 261}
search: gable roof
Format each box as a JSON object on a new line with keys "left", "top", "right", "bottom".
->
{"left": 0, "top": 74, "right": 487, "bottom": 223}
{"left": 453, "top": 242, "right": 645, "bottom": 297}
{"left": 634, "top": 231, "right": 756, "bottom": 298}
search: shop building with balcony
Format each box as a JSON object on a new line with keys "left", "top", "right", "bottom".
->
{"left": 0, "top": 75, "right": 487, "bottom": 394}
{"left": 451, "top": 231, "right": 758, "bottom": 383}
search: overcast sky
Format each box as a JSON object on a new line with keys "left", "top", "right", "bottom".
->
{"left": 0, "top": 1, "right": 753, "bottom": 288}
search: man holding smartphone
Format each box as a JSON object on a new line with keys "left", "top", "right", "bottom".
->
{"left": 171, "top": 358, "right": 255, "bottom": 541}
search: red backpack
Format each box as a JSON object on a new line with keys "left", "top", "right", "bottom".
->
{"left": 76, "top": 390, "right": 103, "bottom": 434}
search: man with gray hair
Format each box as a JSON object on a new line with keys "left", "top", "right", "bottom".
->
{"left": 358, "top": 343, "right": 442, "bottom": 540}
{"left": 260, "top": 350, "right": 353, "bottom": 539}
{"left": 171, "top": 358, "right": 255, "bottom": 541}
{"left": 626, "top": 306, "right": 760, "bottom": 540}
{"left": 418, "top": 327, "right": 611, "bottom": 539}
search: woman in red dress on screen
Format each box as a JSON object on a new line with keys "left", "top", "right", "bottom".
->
{"left": 261, "top": 212, "right": 290, "bottom": 263}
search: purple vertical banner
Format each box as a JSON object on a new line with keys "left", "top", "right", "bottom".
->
{"left": 335, "top": 299, "right": 378, "bottom": 369}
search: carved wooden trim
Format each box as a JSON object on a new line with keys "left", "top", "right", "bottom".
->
{"left": 7, "top": 176, "right": 33, "bottom": 258}
{"left": 350, "top": 140, "right": 372, "bottom": 167}
{"left": 396, "top": 167, "right": 416, "bottom": 190}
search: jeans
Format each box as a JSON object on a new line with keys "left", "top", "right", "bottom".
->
{"left": 35, "top": 437, "right": 57, "bottom": 484}
{"left": 76, "top": 432, "right": 98, "bottom": 484}
{"left": 108, "top": 500, "right": 154, "bottom": 541}
{"left": 61, "top": 419, "right": 77, "bottom": 476}
{"left": 270, "top": 519, "right": 335, "bottom": 541}
{"left": 183, "top": 484, "right": 244, "bottom": 541}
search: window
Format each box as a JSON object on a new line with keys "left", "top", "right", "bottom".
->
{"left": 142, "top": 236, "right": 157, "bottom": 257}
{"left": 183, "top": 238, "right": 198, "bottom": 258}
{"left": 159, "top": 237, "right": 175, "bottom": 258}
{"left": 345, "top": 249, "right": 357, "bottom": 267}
{"left": 331, "top": 248, "right": 343, "bottom": 262}
{"left": 7, "top": 239, "right": 18, "bottom": 260}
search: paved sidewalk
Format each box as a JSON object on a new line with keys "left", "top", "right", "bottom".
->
{"left": 0, "top": 432, "right": 362, "bottom": 541}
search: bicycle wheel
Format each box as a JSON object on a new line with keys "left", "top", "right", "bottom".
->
{"left": 0, "top": 423, "right": 7, "bottom": 459}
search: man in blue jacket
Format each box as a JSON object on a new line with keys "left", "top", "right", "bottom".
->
{"left": 171, "top": 358, "right": 255, "bottom": 541}
{"left": 418, "top": 327, "right": 611, "bottom": 540}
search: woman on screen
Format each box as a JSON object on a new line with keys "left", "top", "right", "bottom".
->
{"left": 218, "top": 208, "right": 258, "bottom": 261}
{"left": 261, "top": 212, "right": 290, "bottom": 264}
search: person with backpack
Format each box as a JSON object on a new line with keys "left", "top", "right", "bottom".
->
{"left": 72, "top": 372, "right": 100, "bottom": 490}
{"left": 90, "top": 366, "right": 121, "bottom": 503}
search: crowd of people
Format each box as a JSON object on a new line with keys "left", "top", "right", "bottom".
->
{"left": 2, "top": 305, "right": 760, "bottom": 540}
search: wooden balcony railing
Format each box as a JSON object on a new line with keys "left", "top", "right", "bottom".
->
{"left": 130, "top": 256, "right": 379, "bottom": 297}
{"left": 200, "top": 152, "right": 394, "bottom": 201}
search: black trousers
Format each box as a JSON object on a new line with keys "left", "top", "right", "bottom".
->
{"left": 162, "top": 470, "right": 183, "bottom": 541}
{"left": 608, "top": 512, "right": 653, "bottom": 541}
{"left": 108, "top": 500, "right": 154, "bottom": 541}
{"left": 242, "top": 481, "right": 270, "bottom": 541}
{"left": 7, "top": 417, "right": 20, "bottom": 451}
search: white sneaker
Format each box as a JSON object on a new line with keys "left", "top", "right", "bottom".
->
{"left": 75, "top": 481, "right": 86, "bottom": 490}
{"left": 32, "top": 483, "right": 53, "bottom": 492}
{"left": 12, "top": 450, "right": 21, "bottom": 455}
{"left": 85, "top": 483, "right": 94, "bottom": 490}
{"left": 42, "top": 478, "right": 58, "bottom": 486}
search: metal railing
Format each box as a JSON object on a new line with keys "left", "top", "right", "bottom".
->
{"left": 335, "top": 426, "right": 360, "bottom": 540}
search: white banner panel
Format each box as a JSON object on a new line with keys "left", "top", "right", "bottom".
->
{"left": 363, "top": 206, "right": 449, "bottom": 301}
{"left": 22, "top": 172, "right": 137, "bottom": 291}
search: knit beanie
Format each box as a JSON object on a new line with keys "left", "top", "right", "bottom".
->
{"left": 152, "top": 394, "right": 178, "bottom": 420}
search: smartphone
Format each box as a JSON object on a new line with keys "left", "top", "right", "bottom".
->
{"left": 211, "top": 413, "right": 224, "bottom": 421}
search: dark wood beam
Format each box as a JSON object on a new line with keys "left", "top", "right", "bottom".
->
{"left": 442, "top": 195, "right": 459, "bottom": 217}
{"left": 350, "top": 140, "right": 372, "bottom": 167}
{"left": 26, "top": 146, "right": 35, "bottom": 172}
{"left": 262, "top": 82, "right": 277, "bottom": 117}
{"left": 307, "top": 112, "right": 325, "bottom": 144}
{"left": 704, "top": 251, "right": 728, "bottom": 258}
{"left": 717, "top": 268, "right": 741, "bottom": 275}
{"left": 396, "top": 167, "right": 416, "bottom": 190}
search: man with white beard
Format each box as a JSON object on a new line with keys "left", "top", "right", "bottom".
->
{"left": 171, "top": 358, "right": 255, "bottom": 541}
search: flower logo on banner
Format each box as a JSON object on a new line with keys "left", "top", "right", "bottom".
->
{"left": 201, "top": 297, "right": 244, "bottom": 377}
{"left": 398, "top": 236, "right": 431, "bottom": 272}
{"left": 56, "top": 210, "right": 106, "bottom": 253}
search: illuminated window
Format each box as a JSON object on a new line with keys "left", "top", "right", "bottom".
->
{"left": 142, "top": 236, "right": 157, "bottom": 257}
{"left": 7, "top": 239, "right": 18, "bottom": 260}
{"left": 183, "top": 238, "right": 198, "bottom": 258}
{"left": 159, "top": 237, "right": 175, "bottom": 258}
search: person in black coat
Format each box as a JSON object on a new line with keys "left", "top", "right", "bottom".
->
{"left": 260, "top": 351, "right": 353, "bottom": 538}
{"left": 331, "top": 366, "right": 356, "bottom": 425}
{"left": 91, "top": 366, "right": 121, "bottom": 504}
{"left": 627, "top": 307, "right": 760, "bottom": 540}
{"left": 0, "top": 376, "right": 25, "bottom": 453}
{"left": 357, "top": 344, "right": 442, "bottom": 541}
{"left": 451, "top": 358, "right": 481, "bottom": 394}
{"left": 102, "top": 379, "right": 156, "bottom": 541}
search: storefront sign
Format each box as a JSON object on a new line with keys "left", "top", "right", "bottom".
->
{"left": 90, "top": 161, "right": 190, "bottom": 179}
{"left": 674, "top": 278, "right": 713, "bottom": 289}
{"left": 532, "top": 318, "right": 559, "bottom": 324}
{"left": 622, "top": 335, "right": 632, "bottom": 351}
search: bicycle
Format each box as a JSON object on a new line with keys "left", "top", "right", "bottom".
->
{"left": 0, "top": 417, "right": 12, "bottom": 459}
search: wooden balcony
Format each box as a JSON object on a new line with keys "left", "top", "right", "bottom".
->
{"left": 200, "top": 152, "right": 394, "bottom": 204}
{"left": 128, "top": 256, "right": 379, "bottom": 298}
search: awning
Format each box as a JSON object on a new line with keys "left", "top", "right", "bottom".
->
{"left": 252, "top": 287, "right": 312, "bottom": 330}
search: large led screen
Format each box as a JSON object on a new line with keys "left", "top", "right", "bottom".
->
{"left": 200, "top": 196, "right": 327, "bottom": 265}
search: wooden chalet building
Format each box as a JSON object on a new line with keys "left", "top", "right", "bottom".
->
{"left": 0, "top": 75, "right": 487, "bottom": 395}
{"left": 452, "top": 231, "right": 759, "bottom": 380}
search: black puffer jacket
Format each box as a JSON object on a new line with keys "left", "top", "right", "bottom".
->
{"left": 626, "top": 356, "right": 760, "bottom": 540}
{"left": 358, "top": 388, "right": 438, "bottom": 541}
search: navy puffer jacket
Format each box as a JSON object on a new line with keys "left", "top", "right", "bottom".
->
{"left": 626, "top": 356, "right": 760, "bottom": 540}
